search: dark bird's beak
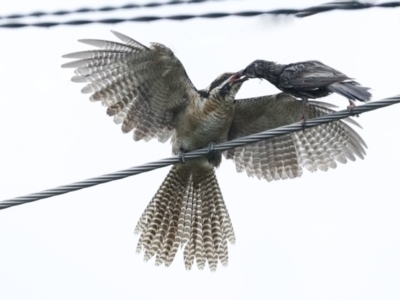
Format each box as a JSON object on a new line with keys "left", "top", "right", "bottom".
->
{"left": 229, "top": 70, "right": 247, "bottom": 83}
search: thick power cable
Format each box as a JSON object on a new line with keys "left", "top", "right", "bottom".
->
{"left": 1, "top": 95, "right": 400, "bottom": 211}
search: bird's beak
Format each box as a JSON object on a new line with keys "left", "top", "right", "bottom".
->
{"left": 229, "top": 70, "right": 247, "bottom": 83}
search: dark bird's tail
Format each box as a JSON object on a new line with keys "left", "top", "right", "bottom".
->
{"left": 328, "top": 81, "right": 371, "bottom": 102}
{"left": 134, "top": 165, "right": 235, "bottom": 271}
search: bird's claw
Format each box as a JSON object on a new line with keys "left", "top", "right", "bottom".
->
{"left": 347, "top": 100, "right": 359, "bottom": 117}
{"left": 207, "top": 142, "right": 219, "bottom": 163}
{"left": 178, "top": 149, "right": 186, "bottom": 164}
{"left": 299, "top": 114, "right": 307, "bottom": 130}
{"left": 208, "top": 142, "right": 216, "bottom": 154}
{"left": 347, "top": 99, "right": 356, "bottom": 110}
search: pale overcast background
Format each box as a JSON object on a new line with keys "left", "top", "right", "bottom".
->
{"left": 1, "top": 0, "right": 400, "bottom": 299}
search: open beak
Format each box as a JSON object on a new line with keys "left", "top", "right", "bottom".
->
{"left": 229, "top": 70, "right": 247, "bottom": 83}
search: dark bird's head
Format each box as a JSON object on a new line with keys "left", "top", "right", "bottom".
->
{"left": 201, "top": 72, "right": 248, "bottom": 98}
{"left": 237, "top": 60, "right": 277, "bottom": 79}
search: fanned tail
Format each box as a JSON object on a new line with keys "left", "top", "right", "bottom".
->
{"left": 328, "top": 81, "right": 371, "bottom": 102}
{"left": 134, "top": 165, "right": 235, "bottom": 271}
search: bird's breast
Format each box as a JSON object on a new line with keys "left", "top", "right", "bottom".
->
{"left": 172, "top": 96, "right": 234, "bottom": 154}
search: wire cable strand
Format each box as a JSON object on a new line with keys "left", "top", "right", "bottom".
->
{"left": 0, "top": 0, "right": 225, "bottom": 20}
{"left": 1, "top": 1, "right": 399, "bottom": 28}
{"left": 1, "top": 95, "right": 400, "bottom": 211}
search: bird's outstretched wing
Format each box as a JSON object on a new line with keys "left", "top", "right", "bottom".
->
{"left": 226, "top": 93, "right": 366, "bottom": 181}
{"left": 280, "top": 60, "right": 349, "bottom": 90}
{"left": 62, "top": 31, "right": 198, "bottom": 142}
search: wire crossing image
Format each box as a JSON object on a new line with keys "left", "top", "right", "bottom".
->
{"left": 1, "top": 1, "right": 400, "bottom": 28}
{"left": 1, "top": 95, "right": 400, "bottom": 212}
{"left": 0, "top": 0, "right": 224, "bottom": 20}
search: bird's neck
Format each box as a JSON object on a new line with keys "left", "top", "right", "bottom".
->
{"left": 207, "top": 91, "right": 235, "bottom": 111}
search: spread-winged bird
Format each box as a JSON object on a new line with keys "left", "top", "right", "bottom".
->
{"left": 239, "top": 59, "right": 372, "bottom": 121}
{"left": 62, "top": 31, "right": 367, "bottom": 271}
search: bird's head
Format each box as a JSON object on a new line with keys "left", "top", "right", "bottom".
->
{"left": 236, "top": 60, "right": 275, "bottom": 79}
{"left": 204, "top": 72, "right": 248, "bottom": 98}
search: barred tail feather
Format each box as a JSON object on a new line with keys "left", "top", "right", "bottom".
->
{"left": 135, "top": 165, "right": 234, "bottom": 271}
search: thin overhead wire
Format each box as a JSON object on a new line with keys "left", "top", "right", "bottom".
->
{"left": 0, "top": 0, "right": 225, "bottom": 20}
{"left": 1, "top": 1, "right": 399, "bottom": 28}
{"left": 1, "top": 95, "right": 400, "bottom": 211}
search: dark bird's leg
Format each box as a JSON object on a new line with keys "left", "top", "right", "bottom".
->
{"left": 207, "top": 142, "right": 220, "bottom": 165}
{"left": 300, "top": 97, "right": 308, "bottom": 129}
{"left": 178, "top": 148, "right": 186, "bottom": 164}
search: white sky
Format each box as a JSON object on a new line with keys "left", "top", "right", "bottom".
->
{"left": 1, "top": 0, "right": 400, "bottom": 299}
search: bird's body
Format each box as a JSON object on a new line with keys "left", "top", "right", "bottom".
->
{"left": 241, "top": 60, "right": 372, "bottom": 119}
{"left": 172, "top": 81, "right": 237, "bottom": 157}
{"left": 63, "top": 31, "right": 367, "bottom": 271}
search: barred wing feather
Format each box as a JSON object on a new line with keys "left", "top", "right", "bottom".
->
{"left": 62, "top": 31, "right": 198, "bottom": 142}
{"left": 226, "top": 93, "right": 367, "bottom": 181}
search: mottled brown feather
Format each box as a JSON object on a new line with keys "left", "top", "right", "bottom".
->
{"left": 226, "top": 93, "right": 366, "bottom": 180}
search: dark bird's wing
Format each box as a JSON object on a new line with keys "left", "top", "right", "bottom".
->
{"left": 279, "top": 60, "right": 349, "bottom": 90}
{"left": 225, "top": 93, "right": 366, "bottom": 181}
{"left": 62, "top": 31, "right": 198, "bottom": 142}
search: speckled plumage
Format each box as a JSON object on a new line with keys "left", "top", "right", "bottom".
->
{"left": 63, "top": 31, "right": 367, "bottom": 271}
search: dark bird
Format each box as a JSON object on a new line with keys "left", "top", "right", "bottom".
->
{"left": 62, "top": 31, "right": 367, "bottom": 271}
{"left": 239, "top": 59, "right": 372, "bottom": 121}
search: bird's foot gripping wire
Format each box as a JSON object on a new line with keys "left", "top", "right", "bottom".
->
{"left": 178, "top": 149, "right": 186, "bottom": 164}
{"left": 207, "top": 142, "right": 220, "bottom": 165}
{"left": 299, "top": 114, "right": 307, "bottom": 130}
{"left": 299, "top": 97, "right": 308, "bottom": 130}
{"left": 347, "top": 99, "right": 359, "bottom": 117}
